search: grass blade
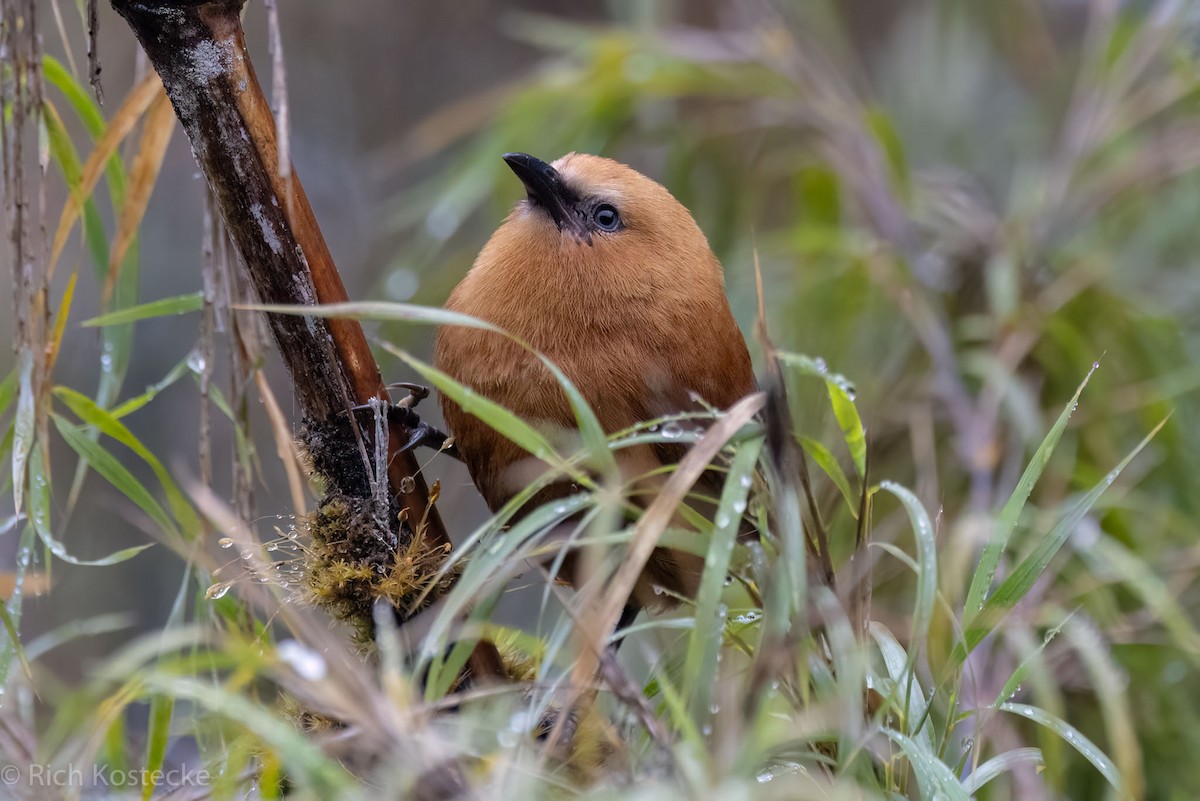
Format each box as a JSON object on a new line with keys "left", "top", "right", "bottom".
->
{"left": 799, "top": 435, "right": 857, "bottom": 517}
{"left": 264, "top": 300, "right": 616, "bottom": 474}
{"left": 879, "top": 481, "right": 937, "bottom": 674}
{"left": 884, "top": 729, "right": 970, "bottom": 800}
{"left": 964, "top": 364, "right": 1098, "bottom": 622}
{"left": 776, "top": 352, "right": 866, "bottom": 476}
{"left": 826, "top": 381, "right": 866, "bottom": 477}
{"left": 683, "top": 437, "right": 762, "bottom": 722}
{"left": 962, "top": 748, "right": 1044, "bottom": 794}
{"left": 54, "top": 386, "right": 200, "bottom": 535}
{"left": 869, "top": 623, "right": 932, "bottom": 748}
{"left": 82, "top": 292, "right": 203, "bottom": 327}
{"left": 51, "top": 414, "right": 174, "bottom": 551}
{"left": 394, "top": 350, "right": 567, "bottom": 471}
{"left": 1000, "top": 703, "right": 1120, "bottom": 791}
{"left": 961, "top": 415, "right": 1167, "bottom": 658}
{"left": 43, "top": 55, "right": 128, "bottom": 202}
{"left": 30, "top": 443, "right": 154, "bottom": 566}
{"left": 250, "top": 299, "right": 501, "bottom": 332}
{"left": 48, "top": 73, "right": 162, "bottom": 279}
{"left": 43, "top": 100, "right": 108, "bottom": 275}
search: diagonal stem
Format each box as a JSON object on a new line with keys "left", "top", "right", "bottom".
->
{"left": 108, "top": 0, "right": 449, "bottom": 550}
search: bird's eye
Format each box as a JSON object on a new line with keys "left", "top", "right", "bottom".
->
{"left": 593, "top": 203, "right": 620, "bottom": 232}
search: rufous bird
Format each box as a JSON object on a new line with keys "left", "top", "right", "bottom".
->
{"left": 432, "top": 152, "right": 755, "bottom": 619}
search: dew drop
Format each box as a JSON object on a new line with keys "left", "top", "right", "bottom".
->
{"left": 218, "top": 537, "right": 234, "bottom": 549}
{"left": 205, "top": 582, "right": 232, "bottom": 600}
{"left": 399, "top": 477, "right": 416, "bottom": 494}
{"left": 186, "top": 349, "right": 207, "bottom": 374}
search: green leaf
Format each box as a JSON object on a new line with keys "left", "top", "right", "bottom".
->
{"left": 962, "top": 748, "right": 1044, "bottom": 794}
{"left": 990, "top": 612, "right": 1074, "bottom": 710}
{"left": 648, "top": 668, "right": 706, "bottom": 753}
{"left": 0, "top": 522, "right": 36, "bottom": 689}
{"left": 965, "top": 364, "right": 1098, "bottom": 623}
{"left": 44, "top": 56, "right": 139, "bottom": 417}
{"left": 142, "top": 695, "right": 174, "bottom": 801}
{"left": 879, "top": 481, "right": 937, "bottom": 675}
{"left": 827, "top": 381, "right": 866, "bottom": 477}
{"left": 82, "top": 292, "right": 203, "bottom": 327}
{"left": 799, "top": 435, "right": 857, "bottom": 517}
{"left": 51, "top": 413, "right": 173, "bottom": 553}
{"left": 43, "top": 55, "right": 127, "bottom": 203}
{"left": 54, "top": 386, "right": 200, "bottom": 535}
{"left": 0, "top": 599, "right": 34, "bottom": 687}
{"left": 1000, "top": 703, "right": 1120, "bottom": 791}
{"left": 30, "top": 442, "right": 154, "bottom": 566}
{"left": 869, "top": 623, "right": 932, "bottom": 749}
{"left": 884, "top": 729, "right": 969, "bottom": 801}
{"left": 43, "top": 100, "right": 109, "bottom": 275}
{"left": 24, "top": 613, "right": 133, "bottom": 661}
{"left": 110, "top": 354, "right": 193, "bottom": 420}
{"left": 268, "top": 300, "right": 616, "bottom": 475}
{"left": 421, "top": 492, "right": 594, "bottom": 693}
{"left": 536, "top": 355, "right": 616, "bottom": 477}
{"left": 139, "top": 674, "right": 349, "bottom": 795}
{"left": 394, "top": 350, "right": 566, "bottom": 471}
{"left": 683, "top": 437, "right": 762, "bottom": 723}
{"left": 251, "top": 300, "right": 502, "bottom": 333}
{"left": 775, "top": 352, "right": 865, "bottom": 475}
{"left": 961, "top": 415, "right": 1167, "bottom": 659}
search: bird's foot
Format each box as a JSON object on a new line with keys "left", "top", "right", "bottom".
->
{"left": 348, "top": 383, "right": 457, "bottom": 456}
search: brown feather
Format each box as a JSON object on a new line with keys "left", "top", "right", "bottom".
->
{"left": 434, "top": 153, "right": 755, "bottom": 608}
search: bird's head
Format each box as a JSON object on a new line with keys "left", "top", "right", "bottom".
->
{"left": 490, "top": 152, "right": 721, "bottom": 291}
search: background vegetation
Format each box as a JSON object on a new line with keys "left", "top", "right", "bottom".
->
{"left": 1, "top": 1, "right": 1197, "bottom": 799}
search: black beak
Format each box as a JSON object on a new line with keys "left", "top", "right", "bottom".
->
{"left": 502, "top": 152, "right": 589, "bottom": 241}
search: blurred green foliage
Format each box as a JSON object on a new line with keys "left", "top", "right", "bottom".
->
{"left": 375, "top": 2, "right": 1200, "bottom": 797}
